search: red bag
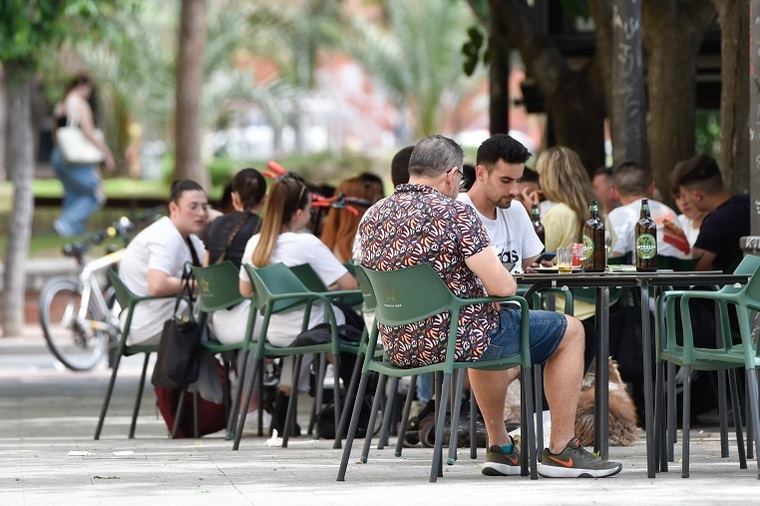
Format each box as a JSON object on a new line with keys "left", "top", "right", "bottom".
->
{"left": 154, "top": 386, "right": 227, "bottom": 438}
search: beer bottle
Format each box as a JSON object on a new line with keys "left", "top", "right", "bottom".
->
{"left": 530, "top": 203, "right": 545, "bottom": 245}
{"left": 635, "top": 198, "right": 657, "bottom": 271}
{"left": 582, "top": 200, "right": 605, "bottom": 272}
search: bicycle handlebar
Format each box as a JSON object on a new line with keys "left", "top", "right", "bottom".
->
{"left": 62, "top": 205, "right": 165, "bottom": 260}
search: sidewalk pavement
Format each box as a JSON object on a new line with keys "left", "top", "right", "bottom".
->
{"left": 0, "top": 328, "right": 758, "bottom": 505}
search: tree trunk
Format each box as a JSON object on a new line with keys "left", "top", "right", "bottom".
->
{"left": 174, "top": 0, "right": 208, "bottom": 188}
{"left": 0, "top": 67, "right": 6, "bottom": 181}
{"left": 485, "top": 0, "right": 606, "bottom": 172}
{"left": 610, "top": 0, "right": 647, "bottom": 165}
{"left": 488, "top": 13, "right": 509, "bottom": 135}
{"left": 548, "top": 60, "right": 607, "bottom": 171}
{"left": 2, "top": 64, "right": 34, "bottom": 337}
{"left": 712, "top": 0, "right": 749, "bottom": 194}
{"left": 643, "top": 0, "right": 716, "bottom": 198}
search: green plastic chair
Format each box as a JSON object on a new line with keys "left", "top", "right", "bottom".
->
{"left": 332, "top": 263, "right": 377, "bottom": 449}
{"left": 337, "top": 264, "right": 537, "bottom": 483}
{"left": 191, "top": 262, "right": 257, "bottom": 437}
{"left": 291, "top": 263, "right": 364, "bottom": 307}
{"left": 94, "top": 268, "right": 188, "bottom": 440}
{"left": 656, "top": 254, "right": 760, "bottom": 478}
{"left": 232, "top": 262, "right": 362, "bottom": 450}
{"left": 289, "top": 262, "right": 363, "bottom": 441}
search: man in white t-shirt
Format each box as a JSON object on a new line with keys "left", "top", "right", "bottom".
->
{"left": 606, "top": 161, "right": 690, "bottom": 259}
{"left": 457, "top": 134, "right": 543, "bottom": 274}
{"left": 118, "top": 180, "right": 209, "bottom": 344}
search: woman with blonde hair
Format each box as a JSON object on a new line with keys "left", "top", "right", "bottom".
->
{"left": 320, "top": 174, "right": 384, "bottom": 262}
{"left": 535, "top": 146, "right": 599, "bottom": 252}
{"left": 239, "top": 176, "right": 357, "bottom": 436}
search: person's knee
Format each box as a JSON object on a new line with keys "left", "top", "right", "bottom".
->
{"left": 562, "top": 316, "right": 585, "bottom": 352}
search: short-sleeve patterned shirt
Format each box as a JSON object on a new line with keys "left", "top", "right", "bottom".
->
{"left": 359, "top": 183, "right": 499, "bottom": 366}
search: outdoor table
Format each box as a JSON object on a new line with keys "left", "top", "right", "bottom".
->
{"left": 513, "top": 270, "right": 749, "bottom": 478}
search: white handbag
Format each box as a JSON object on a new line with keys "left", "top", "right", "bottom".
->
{"left": 55, "top": 100, "right": 105, "bottom": 164}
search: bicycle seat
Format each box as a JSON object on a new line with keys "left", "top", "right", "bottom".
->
{"left": 62, "top": 242, "right": 90, "bottom": 258}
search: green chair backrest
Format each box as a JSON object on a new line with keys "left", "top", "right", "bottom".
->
{"left": 360, "top": 264, "right": 454, "bottom": 327}
{"left": 107, "top": 268, "right": 137, "bottom": 309}
{"left": 243, "top": 262, "right": 311, "bottom": 314}
{"left": 354, "top": 264, "right": 376, "bottom": 312}
{"left": 191, "top": 261, "right": 245, "bottom": 312}
{"left": 290, "top": 263, "right": 328, "bottom": 292}
{"left": 734, "top": 254, "right": 760, "bottom": 300}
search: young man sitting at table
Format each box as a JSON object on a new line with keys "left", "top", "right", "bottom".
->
{"left": 672, "top": 154, "right": 750, "bottom": 273}
{"left": 359, "top": 134, "right": 622, "bottom": 478}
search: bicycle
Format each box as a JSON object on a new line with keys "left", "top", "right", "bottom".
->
{"left": 38, "top": 209, "right": 161, "bottom": 371}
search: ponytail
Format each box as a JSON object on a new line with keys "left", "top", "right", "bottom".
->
{"left": 252, "top": 178, "right": 309, "bottom": 267}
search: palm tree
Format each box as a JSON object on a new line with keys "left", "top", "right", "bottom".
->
{"left": 343, "top": 0, "right": 482, "bottom": 139}
{"left": 67, "top": 0, "right": 296, "bottom": 173}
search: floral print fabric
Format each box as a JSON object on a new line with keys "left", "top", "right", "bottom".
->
{"left": 359, "top": 184, "right": 499, "bottom": 366}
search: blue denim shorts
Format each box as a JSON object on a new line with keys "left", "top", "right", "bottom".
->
{"left": 477, "top": 307, "right": 567, "bottom": 365}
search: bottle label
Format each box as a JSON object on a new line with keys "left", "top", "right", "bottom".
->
{"left": 636, "top": 233, "right": 657, "bottom": 259}
{"left": 582, "top": 234, "right": 594, "bottom": 259}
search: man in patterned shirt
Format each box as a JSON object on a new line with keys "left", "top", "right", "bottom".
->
{"left": 359, "top": 135, "right": 622, "bottom": 478}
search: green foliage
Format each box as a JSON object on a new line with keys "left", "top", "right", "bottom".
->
{"left": 462, "top": 25, "right": 487, "bottom": 77}
{"left": 695, "top": 109, "right": 720, "bottom": 157}
{"left": 342, "top": 0, "right": 481, "bottom": 137}
{"left": 560, "top": 0, "right": 590, "bottom": 19}
{"left": 0, "top": 0, "right": 130, "bottom": 67}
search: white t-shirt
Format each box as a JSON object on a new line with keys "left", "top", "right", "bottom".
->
{"left": 607, "top": 199, "right": 689, "bottom": 259}
{"left": 118, "top": 217, "right": 206, "bottom": 344}
{"left": 239, "top": 231, "right": 347, "bottom": 346}
{"left": 457, "top": 193, "right": 544, "bottom": 274}
{"left": 677, "top": 214, "right": 700, "bottom": 247}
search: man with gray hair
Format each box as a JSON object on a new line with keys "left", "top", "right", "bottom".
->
{"left": 359, "top": 135, "right": 622, "bottom": 478}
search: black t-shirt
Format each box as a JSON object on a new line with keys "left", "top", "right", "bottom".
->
{"left": 694, "top": 194, "right": 750, "bottom": 273}
{"left": 206, "top": 211, "right": 261, "bottom": 269}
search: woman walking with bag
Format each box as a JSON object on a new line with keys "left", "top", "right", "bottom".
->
{"left": 51, "top": 74, "right": 115, "bottom": 237}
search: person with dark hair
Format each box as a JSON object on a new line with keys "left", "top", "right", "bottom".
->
{"left": 592, "top": 166, "right": 618, "bottom": 215}
{"left": 391, "top": 145, "right": 414, "bottom": 187}
{"left": 667, "top": 160, "right": 706, "bottom": 248}
{"left": 606, "top": 161, "right": 688, "bottom": 259}
{"left": 673, "top": 154, "right": 749, "bottom": 272}
{"left": 458, "top": 134, "right": 541, "bottom": 274}
{"left": 118, "top": 180, "right": 209, "bottom": 344}
{"left": 360, "top": 134, "right": 621, "bottom": 478}
{"left": 202, "top": 168, "right": 268, "bottom": 347}
{"left": 239, "top": 176, "right": 357, "bottom": 435}
{"left": 51, "top": 73, "right": 115, "bottom": 236}
{"left": 205, "top": 169, "right": 266, "bottom": 268}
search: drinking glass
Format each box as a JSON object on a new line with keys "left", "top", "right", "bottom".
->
{"left": 557, "top": 246, "right": 573, "bottom": 273}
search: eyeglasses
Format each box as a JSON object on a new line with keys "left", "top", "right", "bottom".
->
{"left": 448, "top": 166, "right": 466, "bottom": 191}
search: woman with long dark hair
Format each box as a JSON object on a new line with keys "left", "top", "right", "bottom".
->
{"left": 205, "top": 168, "right": 267, "bottom": 345}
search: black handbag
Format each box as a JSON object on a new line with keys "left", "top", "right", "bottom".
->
{"left": 151, "top": 239, "right": 203, "bottom": 389}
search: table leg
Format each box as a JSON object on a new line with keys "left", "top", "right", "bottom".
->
{"left": 594, "top": 288, "right": 602, "bottom": 454}
{"left": 640, "top": 279, "right": 656, "bottom": 478}
{"left": 596, "top": 287, "right": 610, "bottom": 459}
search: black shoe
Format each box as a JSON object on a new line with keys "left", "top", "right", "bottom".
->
{"left": 269, "top": 392, "right": 302, "bottom": 437}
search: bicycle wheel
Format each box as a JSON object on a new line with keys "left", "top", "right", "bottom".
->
{"left": 39, "top": 278, "right": 107, "bottom": 371}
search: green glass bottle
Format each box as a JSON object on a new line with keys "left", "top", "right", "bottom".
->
{"left": 582, "top": 200, "right": 605, "bottom": 272}
{"left": 635, "top": 199, "right": 657, "bottom": 272}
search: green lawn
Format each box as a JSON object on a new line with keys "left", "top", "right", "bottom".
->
{"left": 0, "top": 178, "right": 173, "bottom": 213}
